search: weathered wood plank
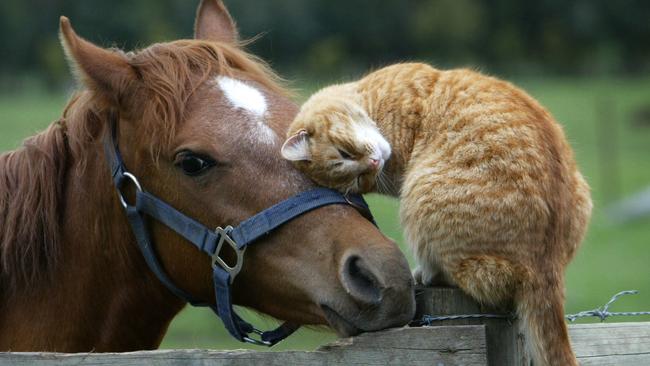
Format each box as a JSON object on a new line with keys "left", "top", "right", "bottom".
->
{"left": 320, "top": 326, "right": 488, "bottom": 365}
{"left": 0, "top": 326, "right": 489, "bottom": 366}
{"left": 570, "top": 322, "right": 650, "bottom": 366}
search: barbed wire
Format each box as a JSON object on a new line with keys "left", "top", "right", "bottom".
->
{"left": 565, "top": 290, "right": 650, "bottom": 322}
{"left": 417, "top": 290, "right": 650, "bottom": 326}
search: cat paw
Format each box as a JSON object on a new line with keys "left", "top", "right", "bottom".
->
{"left": 413, "top": 265, "right": 436, "bottom": 286}
{"left": 414, "top": 264, "right": 453, "bottom": 287}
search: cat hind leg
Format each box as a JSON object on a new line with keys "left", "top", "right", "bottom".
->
{"left": 450, "top": 256, "right": 577, "bottom": 365}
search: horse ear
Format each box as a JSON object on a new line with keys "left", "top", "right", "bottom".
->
{"left": 59, "top": 16, "right": 136, "bottom": 99}
{"left": 194, "top": 0, "right": 238, "bottom": 43}
{"left": 281, "top": 130, "right": 311, "bottom": 161}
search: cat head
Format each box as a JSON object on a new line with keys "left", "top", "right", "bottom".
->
{"left": 281, "top": 94, "right": 390, "bottom": 193}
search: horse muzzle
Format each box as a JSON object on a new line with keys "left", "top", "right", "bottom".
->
{"left": 321, "top": 246, "right": 416, "bottom": 336}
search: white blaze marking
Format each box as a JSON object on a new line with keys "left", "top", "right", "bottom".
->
{"left": 216, "top": 76, "right": 276, "bottom": 144}
{"left": 218, "top": 76, "right": 268, "bottom": 116}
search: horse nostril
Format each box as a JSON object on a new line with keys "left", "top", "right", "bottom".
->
{"left": 341, "top": 254, "right": 383, "bottom": 306}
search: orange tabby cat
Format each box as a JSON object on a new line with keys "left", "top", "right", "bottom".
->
{"left": 281, "top": 63, "right": 592, "bottom": 366}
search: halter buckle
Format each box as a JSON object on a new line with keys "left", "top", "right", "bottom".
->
{"left": 212, "top": 226, "right": 245, "bottom": 284}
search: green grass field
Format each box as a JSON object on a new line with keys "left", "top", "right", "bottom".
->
{"left": 1, "top": 77, "right": 649, "bottom": 350}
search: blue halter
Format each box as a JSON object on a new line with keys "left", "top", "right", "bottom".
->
{"left": 103, "top": 112, "right": 376, "bottom": 346}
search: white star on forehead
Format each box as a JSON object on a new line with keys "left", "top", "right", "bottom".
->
{"left": 215, "top": 76, "right": 276, "bottom": 145}
{"left": 217, "top": 76, "right": 267, "bottom": 116}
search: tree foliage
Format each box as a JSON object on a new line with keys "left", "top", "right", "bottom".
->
{"left": 1, "top": 0, "right": 648, "bottom": 89}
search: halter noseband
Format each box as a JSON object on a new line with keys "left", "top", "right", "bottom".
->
{"left": 102, "top": 112, "right": 376, "bottom": 346}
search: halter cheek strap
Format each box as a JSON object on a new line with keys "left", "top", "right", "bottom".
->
{"left": 103, "top": 113, "right": 376, "bottom": 346}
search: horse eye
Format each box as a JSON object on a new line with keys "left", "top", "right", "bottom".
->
{"left": 337, "top": 149, "right": 353, "bottom": 160}
{"left": 175, "top": 152, "right": 216, "bottom": 176}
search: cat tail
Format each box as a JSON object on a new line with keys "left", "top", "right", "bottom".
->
{"left": 517, "top": 276, "right": 578, "bottom": 366}
{"left": 453, "top": 256, "right": 578, "bottom": 365}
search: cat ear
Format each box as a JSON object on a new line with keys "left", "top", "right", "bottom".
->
{"left": 281, "top": 130, "right": 311, "bottom": 161}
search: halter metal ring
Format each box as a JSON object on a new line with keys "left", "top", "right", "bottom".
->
{"left": 212, "top": 226, "right": 245, "bottom": 284}
{"left": 243, "top": 335, "right": 272, "bottom": 346}
{"left": 344, "top": 193, "right": 373, "bottom": 222}
{"left": 243, "top": 327, "right": 272, "bottom": 346}
{"left": 118, "top": 172, "right": 143, "bottom": 208}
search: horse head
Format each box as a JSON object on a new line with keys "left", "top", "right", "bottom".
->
{"left": 0, "top": 0, "right": 414, "bottom": 351}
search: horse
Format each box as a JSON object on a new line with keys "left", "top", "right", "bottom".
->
{"left": 0, "top": 0, "right": 415, "bottom": 352}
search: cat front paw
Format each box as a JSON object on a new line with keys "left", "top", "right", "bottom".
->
{"left": 413, "top": 265, "right": 436, "bottom": 286}
{"left": 413, "top": 264, "right": 452, "bottom": 287}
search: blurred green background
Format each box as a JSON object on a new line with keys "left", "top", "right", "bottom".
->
{"left": 1, "top": 0, "right": 649, "bottom": 351}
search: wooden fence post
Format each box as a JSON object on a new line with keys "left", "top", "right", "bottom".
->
{"left": 414, "top": 286, "right": 531, "bottom": 366}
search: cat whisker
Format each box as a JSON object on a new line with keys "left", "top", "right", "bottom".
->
{"left": 375, "top": 173, "right": 385, "bottom": 193}
{"left": 380, "top": 174, "right": 390, "bottom": 193}
{"left": 383, "top": 172, "right": 395, "bottom": 192}
{"left": 376, "top": 169, "right": 397, "bottom": 195}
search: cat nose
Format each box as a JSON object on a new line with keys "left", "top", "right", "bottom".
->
{"left": 369, "top": 158, "right": 380, "bottom": 169}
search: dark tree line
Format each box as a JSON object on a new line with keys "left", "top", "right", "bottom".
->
{"left": 1, "top": 0, "right": 648, "bottom": 90}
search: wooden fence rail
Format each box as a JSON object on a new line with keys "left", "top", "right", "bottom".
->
{"left": 1, "top": 287, "right": 648, "bottom": 365}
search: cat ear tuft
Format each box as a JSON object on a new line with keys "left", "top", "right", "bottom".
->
{"left": 281, "top": 130, "right": 311, "bottom": 161}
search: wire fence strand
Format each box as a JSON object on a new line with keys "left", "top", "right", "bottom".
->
{"left": 565, "top": 290, "right": 650, "bottom": 322}
{"left": 418, "top": 290, "right": 650, "bottom": 326}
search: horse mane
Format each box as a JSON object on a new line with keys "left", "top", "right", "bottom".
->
{"left": 0, "top": 122, "right": 69, "bottom": 291}
{"left": 0, "top": 39, "right": 287, "bottom": 292}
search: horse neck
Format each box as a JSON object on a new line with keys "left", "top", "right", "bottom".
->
{"left": 0, "top": 113, "right": 184, "bottom": 352}
{"left": 62, "top": 139, "right": 186, "bottom": 350}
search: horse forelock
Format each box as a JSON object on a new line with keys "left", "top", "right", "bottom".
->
{"left": 128, "top": 39, "right": 288, "bottom": 154}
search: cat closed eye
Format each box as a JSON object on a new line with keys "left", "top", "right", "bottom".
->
{"left": 337, "top": 149, "right": 353, "bottom": 159}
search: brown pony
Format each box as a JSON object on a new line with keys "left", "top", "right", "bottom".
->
{"left": 0, "top": 0, "right": 414, "bottom": 352}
